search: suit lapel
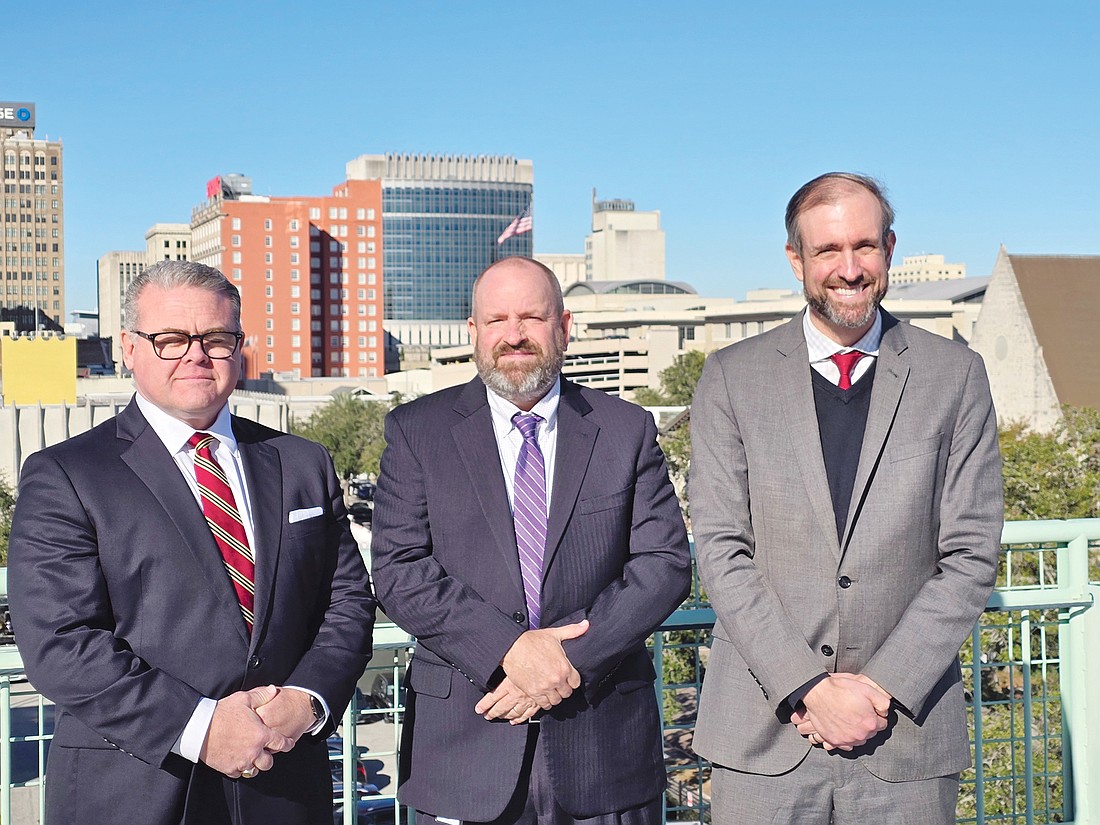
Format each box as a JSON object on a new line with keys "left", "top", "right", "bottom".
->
{"left": 452, "top": 379, "right": 526, "bottom": 597}
{"left": 775, "top": 315, "right": 843, "bottom": 560}
{"left": 543, "top": 382, "right": 597, "bottom": 575}
{"left": 841, "top": 314, "right": 910, "bottom": 551}
{"left": 236, "top": 422, "right": 282, "bottom": 648}
{"left": 116, "top": 401, "right": 248, "bottom": 640}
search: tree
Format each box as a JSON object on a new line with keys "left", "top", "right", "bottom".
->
{"left": 291, "top": 394, "right": 394, "bottom": 480}
{"left": 634, "top": 350, "right": 706, "bottom": 407}
{"left": 0, "top": 473, "right": 14, "bottom": 567}
{"left": 1000, "top": 405, "right": 1100, "bottom": 520}
{"left": 634, "top": 350, "right": 706, "bottom": 504}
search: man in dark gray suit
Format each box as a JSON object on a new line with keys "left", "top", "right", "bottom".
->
{"left": 690, "top": 173, "right": 1003, "bottom": 824}
{"left": 371, "top": 256, "right": 691, "bottom": 825}
{"left": 9, "top": 261, "right": 376, "bottom": 824}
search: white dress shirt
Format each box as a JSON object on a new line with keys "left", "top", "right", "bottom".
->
{"left": 484, "top": 377, "right": 561, "bottom": 515}
{"left": 134, "top": 393, "right": 328, "bottom": 762}
{"left": 803, "top": 309, "right": 883, "bottom": 386}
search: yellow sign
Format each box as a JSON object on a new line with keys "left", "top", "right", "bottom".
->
{"left": 1, "top": 334, "right": 77, "bottom": 405}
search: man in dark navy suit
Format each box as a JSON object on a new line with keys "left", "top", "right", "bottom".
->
{"left": 9, "top": 261, "right": 376, "bottom": 825}
{"left": 372, "top": 257, "right": 691, "bottom": 825}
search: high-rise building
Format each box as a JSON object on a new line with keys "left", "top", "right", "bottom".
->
{"left": 1, "top": 102, "right": 65, "bottom": 329}
{"left": 585, "top": 195, "right": 665, "bottom": 282}
{"left": 191, "top": 174, "right": 385, "bottom": 380}
{"left": 97, "top": 250, "right": 147, "bottom": 365}
{"left": 346, "top": 153, "right": 534, "bottom": 322}
{"left": 889, "top": 253, "right": 966, "bottom": 285}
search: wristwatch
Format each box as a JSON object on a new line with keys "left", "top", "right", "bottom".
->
{"left": 309, "top": 695, "right": 325, "bottom": 725}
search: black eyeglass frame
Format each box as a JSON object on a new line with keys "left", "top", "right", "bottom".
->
{"left": 132, "top": 330, "right": 245, "bottom": 360}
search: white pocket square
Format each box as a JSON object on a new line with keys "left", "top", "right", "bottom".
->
{"left": 288, "top": 506, "right": 324, "bottom": 524}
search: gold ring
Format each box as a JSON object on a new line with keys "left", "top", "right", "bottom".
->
{"left": 241, "top": 767, "right": 257, "bottom": 779}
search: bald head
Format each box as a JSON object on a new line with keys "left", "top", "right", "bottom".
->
{"left": 471, "top": 257, "right": 564, "bottom": 319}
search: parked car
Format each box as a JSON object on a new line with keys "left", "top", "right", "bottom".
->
{"left": 0, "top": 595, "right": 14, "bottom": 644}
{"left": 327, "top": 735, "right": 370, "bottom": 786}
{"left": 350, "top": 480, "right": 376, "bottom": 501}
{"left": 332, "top": 785, "right": 395, "bottom": 825}
{"left": 347, "top": 501, "right": 373, "bottom": 525}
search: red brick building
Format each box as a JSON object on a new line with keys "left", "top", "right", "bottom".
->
{"left": 191, "top": 174, "right": 384, "bottom": 380}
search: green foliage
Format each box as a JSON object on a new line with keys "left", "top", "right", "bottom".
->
{"left": 657, "top": 630, "right": 707, "bottom": 724}
{"left": 0, "top": 473, "right": 14, "bottom": 567}
{"left": 635, "top": 351, "right": 706, "bottom": 508}
{"left": 1000, "top": 406, "right": 1100, "bottom": 520}
{"left": 291, "top": 394, "right": 394, "bottom": 480}
{"left": 640, "top": 351, "right": 706, "bottom": 407}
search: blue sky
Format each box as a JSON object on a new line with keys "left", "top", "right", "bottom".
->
{"left": 9, "top": 2, "right": 1099, "bottom": 313}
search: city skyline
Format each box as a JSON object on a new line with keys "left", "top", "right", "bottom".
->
{"left": 7, "top": 1, "right": 1098, "bottom": 317}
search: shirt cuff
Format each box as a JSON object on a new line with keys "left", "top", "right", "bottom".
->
{"left": 786, "top": 673, "right": 828, "bottom": 710}
{"left": 172, "top": 696, "right": 217, "bottom": 762}
{"left": 284, "top": 685, "right": 330, "bottom": 735}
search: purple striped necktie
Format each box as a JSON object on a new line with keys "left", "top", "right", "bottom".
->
{"left": 512, "top": 412, "right": 547, "bottom": 629}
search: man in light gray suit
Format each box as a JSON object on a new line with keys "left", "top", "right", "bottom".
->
{"left": 690, "top": 173, "right": 1003, "bottom": 824}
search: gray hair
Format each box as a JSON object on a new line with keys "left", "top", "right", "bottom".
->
{"left": 470, "top": 256, "right": 565, "bottom": 318}
{"left": 123, "top": 260, "right": 242, "bottom": 331}
{"left": 785, "top": 172, "right": 895, "bottom": 257}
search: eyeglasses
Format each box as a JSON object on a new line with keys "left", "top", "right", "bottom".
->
{"left": 132, "top": 330, "right": 244, "bottom": 360}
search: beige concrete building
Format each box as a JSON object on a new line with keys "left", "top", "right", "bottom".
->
{"left": 428, "top": 333, "right": 679, "bottom": 399}
{"left": 146, "top": 222, "right": 191, "bottom": 263}
{"left": 96, "top": 250, "right": 147, "bottom": 365}
{"left": 585, "top": 196, "right": 665, "bottom": 281}
{"left": 535, "top": 253, "right": 586, "bottom": 286}
{"left": 970, "top": 248, "right": 1100, "bottom": 431}
{"left": 889, "top": 253, "right": 966, "bottom": 285}
{"left": 1, "top": 102, "right": 65, "bottom": 328}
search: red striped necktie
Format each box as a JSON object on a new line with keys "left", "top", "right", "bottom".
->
{"left": 188, "top": 433, "right": 255, "bottom": 632}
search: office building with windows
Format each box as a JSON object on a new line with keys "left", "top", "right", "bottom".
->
{"left": 1, "top": 102, "right": 65, "bottom": 329}
{"left": 97, "top": 250, "right": 147, "bottom": 365}
{"left": 191, "top": 174, "right": 385, "bottom": 380}
{"left": 345, "top": 153, "right": 533, "bottom": 324}
{"left": 889, "top": 253, "right": 966, "bottom": 285}
{"left": 146, "top": 222, "right": 191, "bottom": 263}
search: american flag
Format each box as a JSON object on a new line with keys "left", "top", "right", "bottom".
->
{"left": 496, "top": 203, "right": 533, "bottom": 245}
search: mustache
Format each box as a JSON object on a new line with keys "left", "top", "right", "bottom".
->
{"left": 493, "top": 341, "right": 543, "bottom": 359}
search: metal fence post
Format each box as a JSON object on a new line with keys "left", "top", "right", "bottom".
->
{"left": 1060, "top": 532, "right": 1097, "bottom": 824}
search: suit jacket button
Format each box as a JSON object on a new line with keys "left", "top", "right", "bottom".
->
{"left": 837, "top": 576, "right": 852, "bottom": 589}
{"left": 820, "top": 645, "right": 835, "bottom": 657}
{"left": 248, "top": 654, "right": 262, "bottom": 669}
{"left": 512, "top": 611, "right": 525, "bottom": 624}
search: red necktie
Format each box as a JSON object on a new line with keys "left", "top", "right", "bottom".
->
{"left": 188, "top": 433, "right": 255, "bottom": 632}
{"left": 830, "top": 351, "right": 864, "bottom": 391}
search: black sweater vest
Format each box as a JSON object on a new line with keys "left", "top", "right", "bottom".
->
{"left": 811, "top": 360, "right": 877, "bottom": 542}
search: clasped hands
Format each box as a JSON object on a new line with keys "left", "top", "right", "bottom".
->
{"left": 474, "top": 619, "right": 589, "bottom": 725}
{"left": 198, "top": 684, "right": 317, "bottom": 779}
{"left": 790, "top": 672, "right": 892, "bottom": 752}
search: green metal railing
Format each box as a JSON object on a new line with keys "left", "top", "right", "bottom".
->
{"left": 2, "top": 519, "right": 1098, "bottom": 825}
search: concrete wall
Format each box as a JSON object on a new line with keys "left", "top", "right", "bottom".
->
{"left": 0, "top": 393, "right": 292, "bottom": 485}
{"left": 970, "top": 250, "right": 1061, "bottom": 431}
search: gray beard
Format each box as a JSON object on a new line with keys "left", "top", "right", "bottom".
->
{"left": 804, "top": 283, "right": 886, "bottom": 330}
{"left": 476, "top": 350, "right": 562, "bottom": 405}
